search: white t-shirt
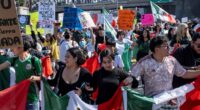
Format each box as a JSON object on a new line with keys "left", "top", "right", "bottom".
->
{"left": 116, "top": 39, "right": 133, "bottom": 55}
{"left": 59, "top": 39, "right": 79, "bottom": 62}
{"left": 114, "top": 54, "right": 124, "bottom": 68}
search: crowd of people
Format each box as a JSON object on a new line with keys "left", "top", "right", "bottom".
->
{"left": 0, "top": 18, "right": 200, "bottom": 110}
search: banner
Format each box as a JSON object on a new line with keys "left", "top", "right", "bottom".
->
{"left": 38, "top": 1, "right": 55, "bottom": 34}
{"left": 0, "top": 0, "right": 23, "bottom": 49}
{"left": 62, "top": 7, "right": 83, "bottom": 30}
{"left": 141, "top": 14, "right": 154, "bottom": 26}
{"left": 118, "top": 10, "right": 135, "bottom": 30}
{"left": 78, "top": 12, "right": 96, "bottom": 29}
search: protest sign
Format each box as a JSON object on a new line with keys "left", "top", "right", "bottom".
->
{"left": 181, "top": 17, "right": 188, "bottom": 23}
{"left": 118, "top": 10, "right": 135, "bottom": 30}
{"left": 63, "top": 7, "right": 83, "bottom": 30}
{"left": 78, "top": 12, "right": 96, "bottom": 28}
{"left": 96, "top": 14, "right": 113, "bottom": 24}
{"left": 141, "top": 14, "right": 154, "bottom": 26}
{"left": 0, "top": 0, "right": 23, "bottom": 48}
{"left": 18, "top": 7, "right": 30, "bottom": 27}
{"left": 38, "top": 0, "right": 55, "bottom": 34}
{"left": 25, "top": 12, "right": 44, "bottom": 35}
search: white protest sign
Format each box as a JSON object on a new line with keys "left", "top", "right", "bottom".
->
{"left": 38, "top": 0, "right": 55, "bottom": 31}
{"left": 18, "top": 7, "right": 29, "bottom": 15}
{"left": 0, "top": 0, "right": 23, "bottom": 48}
{"left": 97, "top": 14, "right": 113, "bottom": 24}
{"left": 181, "top": 17, "right": 188, "bottom": 23}
{"left": 78, "top": 12, "right": 96, "bottom": 28}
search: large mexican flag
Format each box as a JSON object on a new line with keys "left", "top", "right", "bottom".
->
{"left": 41, "top": 78, "right": 200, "bottom": 110}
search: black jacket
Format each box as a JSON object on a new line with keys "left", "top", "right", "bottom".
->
{"left": 173, "top": 44, "right": 200, "bottom": 88}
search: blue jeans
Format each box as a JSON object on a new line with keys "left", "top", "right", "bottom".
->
{"left": 26, "top": 101, "right": 39, "bottom": 110}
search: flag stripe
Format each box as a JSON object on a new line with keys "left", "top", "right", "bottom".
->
{"left": 42, "top": 79, "right": 69, "bottom": 110}
{"left": 153, "top": 83, "right": 194, "bottom": 104}
{"left": 0, "top": 80, "right": 31, "bottom": 110}
{"left": 122, "top": 88, "right": 128, "bottom": 110}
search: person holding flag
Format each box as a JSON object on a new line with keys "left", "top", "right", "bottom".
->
{"left": 92, "top": 48, "right": 138, "bottom": 104}
{"left": 0, "top": 36, "right": 42, "bottom": 110}
{"left": 131, "top": 37, "right": 200, "bottom": 109}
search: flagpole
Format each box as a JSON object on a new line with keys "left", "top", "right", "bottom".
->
{"left": 104, "top": 12, "right": 106, "bottom": 43}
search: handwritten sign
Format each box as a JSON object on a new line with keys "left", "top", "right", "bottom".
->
{"left": 78, "top": 12, "right": 96, "bottom": 28}
{"left": 118, "top": 10, "right": 135, "bottom": 30}
{"left": 0, "top": 0, "right": 23, "bottom": 48}
{"left": 141, "top": 14, "right": 154, "bottom": 26}
{"left": 63, "top": 7, "right": 83, "bottom": 30}
{"left": 38, "top": 1, "right": 55, "bottom": 29}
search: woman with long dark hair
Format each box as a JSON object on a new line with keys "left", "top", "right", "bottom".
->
{"left": 48, "top": 47, "right": 92, "bottom": 103}
{"left": 135, "top": 29, "right": 151, "bottom": 61}
{"left": 91, "top": 49, "right": 138, "bottom": 104}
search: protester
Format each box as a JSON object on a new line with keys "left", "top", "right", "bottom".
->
{"left": 170, "top": 23, "right": 192, "bottom": 47}
{"left": 0, "top": 36, "right": 42, "bottom": 110}
{"left": 173, "top": 32, "right": 200, "bottom": 88}
{"left": 106, "top": 38, "right": 124, "bottom": 69}
{"left": 167, "top": 27, "right": 176, "bottom": 41}
{"left": 48, "top": 47, "right": 92, "bottom": 103}
{"left": 59, "top": 30, "right": 79, "bottom": 63}
{"left": 131, "top": 37, "right": 200, "bottom": 109}
{"left": 135, "top": 29, "right": 151, "bottom": 61}
{"left": 95, "top": 27, "right": 108, "bottom": 51}
{"left": 92, "top": 49, "right": 138, "bottom": 104}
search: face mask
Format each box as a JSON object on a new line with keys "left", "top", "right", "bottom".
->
{"left": 79, "top": 40, "right": 86, "bottom": 48}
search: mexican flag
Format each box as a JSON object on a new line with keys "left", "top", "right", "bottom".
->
{"left": 41, "top": 78, "right": 200, "bottom": 110}
{"left": 67, "top": 83, "right": 123, "bottom": 110}
{"left": 0, "top": 80, "right": 31, "bottom": 110}
{"left": 150, "top": 1, "right": 176, "bottom": 23}
{"left": 82, "top": 52, "right": 100, "bottom": 74}
{"left": 41, "top": 79, "right": 69, "bottom": 110}
{"left": 123, "top": 77, "right": 200, "bottom": 110}
{"left": 122, "top": 44, "right": 132, "bottom": 72}
{"left": 102, "top": 8, "right": 117, "bottom": 41}
{"left": 179, "top": 78, "right": 200, "bottom": 110}
{"left": 41, "top": 79, "right": 123, "bottom": 110}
